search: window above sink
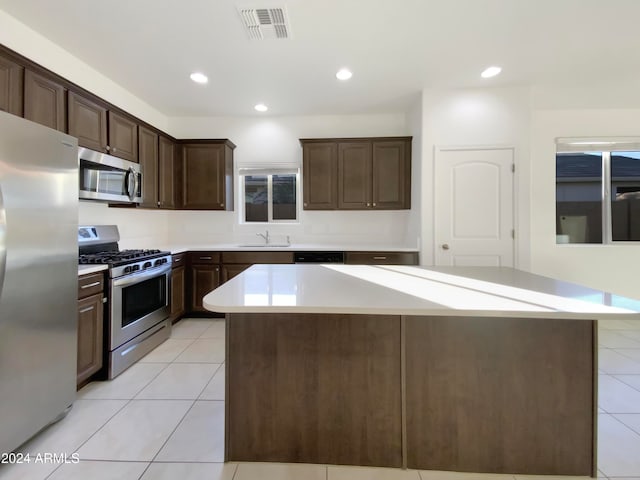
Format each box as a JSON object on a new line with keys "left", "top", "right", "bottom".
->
{"left": 238, "top": 166, "right": 300, "bottom": 224}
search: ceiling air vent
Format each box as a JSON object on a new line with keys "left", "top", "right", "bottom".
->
{"left": 238, "top": 7, "right": 291, "bottom": 40}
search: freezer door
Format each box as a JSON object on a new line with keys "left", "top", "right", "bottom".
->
{"left": 0, "top": 112, "right": 79, "bottom": 454}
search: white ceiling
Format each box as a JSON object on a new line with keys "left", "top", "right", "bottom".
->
{"left": 1, "top": 0, "right": 640, "bottom": 117}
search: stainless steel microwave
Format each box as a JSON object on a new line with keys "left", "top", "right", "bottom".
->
{"left": 78, "top": 147, "right": 142, "bottom": 203}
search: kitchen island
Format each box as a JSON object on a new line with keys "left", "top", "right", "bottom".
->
{"left": 203, "top": 264, "right": 640, "bottom": 476}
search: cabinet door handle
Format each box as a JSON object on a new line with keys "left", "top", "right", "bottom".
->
{"left": 373, "top": 256, "right": 387, "bottom": 260}
{"left": 304, "top": 202, "right": 308, "bottom": 207}
{"left": 199, "top": 256, "right": 212, "bottom": 260}
{"left": 366, "top": 202, "right": 371, "bottom": 207}
{"left": 105, "top": 145, "right": 110, "bottom": 151}
{"left": 80, "top": 281, "right": 101, "bottom": 289}
{"left": 112, "top": 147, "right": 117, "bottom": 153}
{"left": 79, "top": 305, "right": 95, "bottom": 314}
{"left": 373, "top": 202, "right": 377, "bottom": 207}
{"left": 220, "top": 203, "right": 224, "bottom": 207}
{"left": 174, "top": 257, "right": 182, "bottom": 263}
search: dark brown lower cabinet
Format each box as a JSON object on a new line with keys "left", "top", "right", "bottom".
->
{"left": 189, "top": 265, "right": 220, "bottom": 312}
{"left": 221, "top": 251, "right": 294, "bottom": 283}
{"left": 221, "top": 264, "right": 250, "bottom": 283}
{"left": 187, "top": 252, "right": 221, "bottom": 313}
{"left": 77, "top": 273, "right": 105, "bottom": 387}
{"left": 170, "top": 265, "right": 185, "bottom": 322}
{"left": 344, "top": 251, "right": 418, "bottom": 265}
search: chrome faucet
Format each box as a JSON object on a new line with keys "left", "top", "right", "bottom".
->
{"left": 256, "top": 230, "right": 270, "bottom": 244}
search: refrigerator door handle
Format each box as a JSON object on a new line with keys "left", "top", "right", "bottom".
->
{"left": 0, "top": 184, "right": 6, "bottom": 299}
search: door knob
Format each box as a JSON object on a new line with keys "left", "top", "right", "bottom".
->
{"left": 441, "top": 244, "right": 450, "bottom": 250}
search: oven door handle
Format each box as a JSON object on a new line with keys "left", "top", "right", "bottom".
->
{"left": 112, "top": 264, "right": 171, "bottom": 287}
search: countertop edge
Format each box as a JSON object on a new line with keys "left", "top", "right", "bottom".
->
{"left": 164, "top": 244, "right": 419, "bottom": 254}
{"left": 78, "top": 264, "right": 108, "bottom": 276}
{"left": 202, "top": 300, "right": 632, "bottom": 320}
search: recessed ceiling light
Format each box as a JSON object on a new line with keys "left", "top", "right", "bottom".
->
{"left": 336, "top": 68, "right": 353, "bottom": 81}
{"left": 481, "top": 66, "right": 502, "bottom": 78}
{"left": 254, "top": 103, "right": 268, "bottom": 112}
{"left": 190, "top": 72, "right": 208, "bottom": 84}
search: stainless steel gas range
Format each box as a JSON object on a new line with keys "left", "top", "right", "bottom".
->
{"left": 78, "top": 225, "right": 172, "bottom": 378}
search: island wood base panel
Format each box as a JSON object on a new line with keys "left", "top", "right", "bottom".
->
{"left": 225, "top": 313, "right": 596, "bottom": 476}
{"left": 226, "top": 313, "right": 403, "bottom": 467}
{"left": 405, "top": 315, "right": 595, "bottom": 475}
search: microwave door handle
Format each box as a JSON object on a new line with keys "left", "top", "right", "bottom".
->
{"left": 125, "top": 167, "right": 136, "bottom": 201}
{"left": 133, "top": 170, "right": 141, "bottom": 201}
{"left": 124, "top": 169, "right": 131, "bottom": 198}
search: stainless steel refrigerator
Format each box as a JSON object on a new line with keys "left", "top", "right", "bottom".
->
{"left": 0, "top": 111, "right": 78, "bottom": 454}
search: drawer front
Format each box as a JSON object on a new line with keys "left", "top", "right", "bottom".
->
{"left": 221, "top": 251, "right": 294, "bottom": 264}
{"left": 344, "top": 251, "right": 419, "bottom": 265}
{"left": 78, "top": 272, "right": 104, "bottom": 299}
{"left": 188, "top": 252, "right": 221, "bottom": 264}
{"left": 172, "top": 252, "right": 187, "bottom": 268}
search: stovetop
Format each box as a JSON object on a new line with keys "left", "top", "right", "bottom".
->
{"left": 79, "top": 249, "right": 169, "bottom": 267}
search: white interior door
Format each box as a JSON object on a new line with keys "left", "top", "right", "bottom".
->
{"left": 434, "top": 146, "right": 514, "bottom": 267}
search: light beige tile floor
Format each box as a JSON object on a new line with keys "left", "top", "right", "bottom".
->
{"left": 1, "top": 317, "right": 640, "bottom": 479}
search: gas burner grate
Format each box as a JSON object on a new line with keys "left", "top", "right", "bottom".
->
{"left": 79, "top": 249, "right": 165, "bottom": 265}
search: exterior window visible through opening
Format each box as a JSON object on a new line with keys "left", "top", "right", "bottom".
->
{"left": 556, "top": 152, "right": 603, "bottom": 243}
{"left": 611, "top": 152, "right": 640, "bottom": 241}
{"left": 241, "top": 169, "right": 298, "bottom": 223}
{"left": 556, "top": 139, "right": 640, "bottom": 243}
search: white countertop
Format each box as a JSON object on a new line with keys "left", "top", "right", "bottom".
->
{"left": 203, "top": 264, "right": 640, "bottom": 320}
{"left": 78, "top": 264, "right": 108, "bottom": 276}
{"left": 162, "top": 244, "right": 419, "bottom": 254}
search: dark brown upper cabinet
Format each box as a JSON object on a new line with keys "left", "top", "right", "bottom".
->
{"left": 181, "top": 141, "right": 235, "bottom": 210}
{"left": 108, "top": 111, "right": 138, "bottom": 162}
{"left": 68, "top": 90, "right": 138, "bottom": 162}
{"left": 159, "top": 136, "right": 178, "bottom": 209}
{"left": 139, "top": 125, "right": 159, "bottom": 208}
{"left": 23, "top": 69, "right": 66, "bottom": 131}
{"left": 0, "top": 47, "right": 237, "bottom": 212}
{"left": 371, "top": 140, "right": 411, "bottom": 209}
{"left": 301, "top": 137, "right": 411, "bottom": 210}
{"left": 0, "top": 52, "right": 24, "bottom": 116}
{"left": 302, "top": 142, "right": 338, "bottom": 209}
{"left": 338, "top": 141, "right": 372, "bottom": 209}
{"left": 68, "top": 90, "right": 108, "bottom": 152}
{"left": 139, "top": 131, "right": 180, "bottom": 209}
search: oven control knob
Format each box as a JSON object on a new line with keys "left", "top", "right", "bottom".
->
{"left": 132, "top": 265, "right": 140, "bottom": 272}
{"left": 143, "top": 261, "right": 152, "bottom": 269}
{"left": 124, "top": 266, "right": 132, "bottom": 274}
{"left": 154, "top": 259, "right": 162, "bottom": 266}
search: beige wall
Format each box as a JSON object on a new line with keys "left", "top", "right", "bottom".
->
{"left": 4, "top": 6, "right": 640, "bottom": 299}
{"left": 0, "top": 8, "right": 418, "bottom": 249}
{"left": 418, "top": 87, "right": 532, "bottom": 269}
{"left": 0, "top": 10, "right": 168, "bottom": 131}
{"left": 530, "top": 107, "right": 640, "bottom": 299}
{"left": 166, "top": 114, "right": 416, "bottom": 247}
